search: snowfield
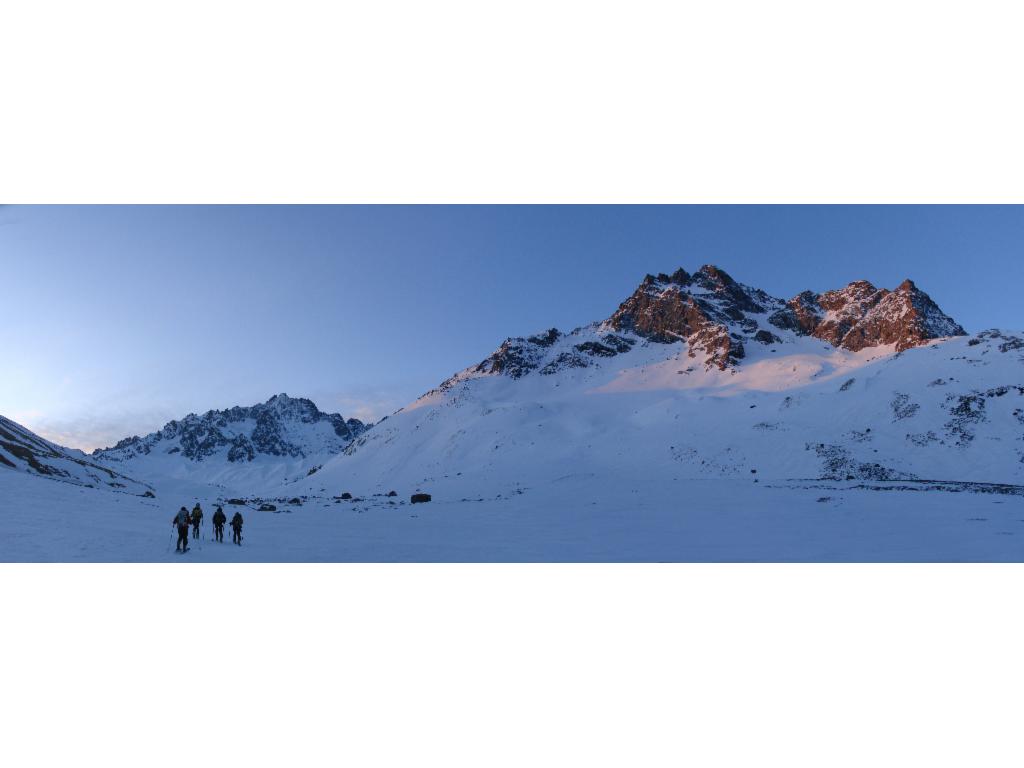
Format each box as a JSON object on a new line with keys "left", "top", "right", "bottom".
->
{"left": 2, "top": 466, "right": 1023, "bottom": 562}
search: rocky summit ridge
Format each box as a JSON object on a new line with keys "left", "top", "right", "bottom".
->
{"left": 471, "top": 265, "right": 965, "bottom": 378}
{"left": 767, "top": 277, "right": 965, "bottom": 353}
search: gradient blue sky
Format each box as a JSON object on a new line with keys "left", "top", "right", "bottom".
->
{"left": 2, "top": 205, "right": 1022, "bottom": 451}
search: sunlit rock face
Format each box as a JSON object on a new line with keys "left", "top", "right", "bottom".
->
{"left": 606, "top": 268, "right": 738, "bottom": 370}
{"left": 769, "top": 278, "right": 965, "bottom": 353}
{"left": 607, "top": 265, "right": 964, "bottom": 368}
{"left": 460, "top": 265, "right": 966, "bottom": 382}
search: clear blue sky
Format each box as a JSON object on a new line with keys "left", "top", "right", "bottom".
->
{"left": 2, "top": 205, "right": 1022, "bottom": 451}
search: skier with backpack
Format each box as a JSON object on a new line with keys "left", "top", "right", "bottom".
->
{"left": 212, "top": 505, "right": 227, "bottom": 542}
{"left": 230, "top": 511, "right": 244, "bottom": 546}
{"left": 190, "top": 503, "right": 203, "bottom": 539}
{"left": 172, "top": 507, "right": 191, "bottom": 553}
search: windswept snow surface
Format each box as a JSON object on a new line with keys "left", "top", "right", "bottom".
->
{"left": 2, "top": 466, "right": 1023, "bottom": 562}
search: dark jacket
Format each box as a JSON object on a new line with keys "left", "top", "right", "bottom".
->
{"left": 230, "top": 512, "right": 244, "bottom": 529}
{"left": 212, "top": 508, "right": 227, "bottom": 525}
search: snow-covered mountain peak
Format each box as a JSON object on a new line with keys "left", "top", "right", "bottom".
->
{"left": 318, "top": 320, "right": 1024, "bottom": 504}
{"left": 261, "top": 393, "right": 335, "bottom": 423}
{"left": 92, "top": 395, "right": 371, "bottom": 493}
{"left": 415, "top": 266, "right": 967, "bottom": 412}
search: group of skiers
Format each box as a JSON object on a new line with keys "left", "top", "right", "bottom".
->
{"left": 172, "top": 503, "right": 243, "bottom": 553}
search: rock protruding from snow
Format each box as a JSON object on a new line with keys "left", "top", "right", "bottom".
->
{"left": 607, "top": 265, "right": 782, "bottom": 370}
{"left": 94, "top": 393, "right": 370, "bottom": 464}
{"left": 769, "top": 278, "right": 965, "bottom": 352}
{"left": 475, "top": 330, "right": 563, "bottom": 379}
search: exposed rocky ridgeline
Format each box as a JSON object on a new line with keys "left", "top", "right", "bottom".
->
{"left": 461, "top": 265, "right": 965, "bottom": 381}
{"left": 94, "top": 393, "right": 369, "bottom": 464}
{"left": 768, "top": 278, "right": 965, "bottom": 352}
{"left": 473, "top": 328, "right": 638, "bottom": 379}
{"left": 608, "top": 266, "right": 780, "bottom": 370}
{"left": 0, "top": 415, "right": 152, "bottom": 494}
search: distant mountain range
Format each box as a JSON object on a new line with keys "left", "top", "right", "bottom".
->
{"left": 94, "top": 393, "right": 367, "bottom": 463}
{"left": 87, "top": 394, "right": 369, "bottom": 493}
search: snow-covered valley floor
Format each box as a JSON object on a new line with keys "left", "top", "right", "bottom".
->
{"left": 3, "top": 469, "right": 1023, "bottom": 562}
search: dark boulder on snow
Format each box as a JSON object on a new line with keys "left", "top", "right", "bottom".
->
{"left": 411, "top": 493, "right": 432, "bottom": 504}
{"left": 227, "top": 498, "right": 246, "bottom": 505}
{"left": 259, "top": 503, "right": 277, "bottom": 512}
{"left": 386, "top": 490, "right": 397, "bottom": 497}
{"left": 753, "top": 329, "right": 781, "bottom": 345}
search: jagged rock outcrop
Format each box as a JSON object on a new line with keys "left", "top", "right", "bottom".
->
{"left": 767, "top": 290, "right": 822, "bottom": 335}
{"left": 769, "top": 278, "right": 965, "bottom": 352}
{"left": 607, "top": 265, "right": 776, "bottom": 369}
{"left": 95, "top": 393, "right": 369, "bottom": 464}
{"left": 473, "top": 329, "right": 641, "bottom": 380}
{"left": 475, "top": 331, "right": 561, "bottom": 379}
